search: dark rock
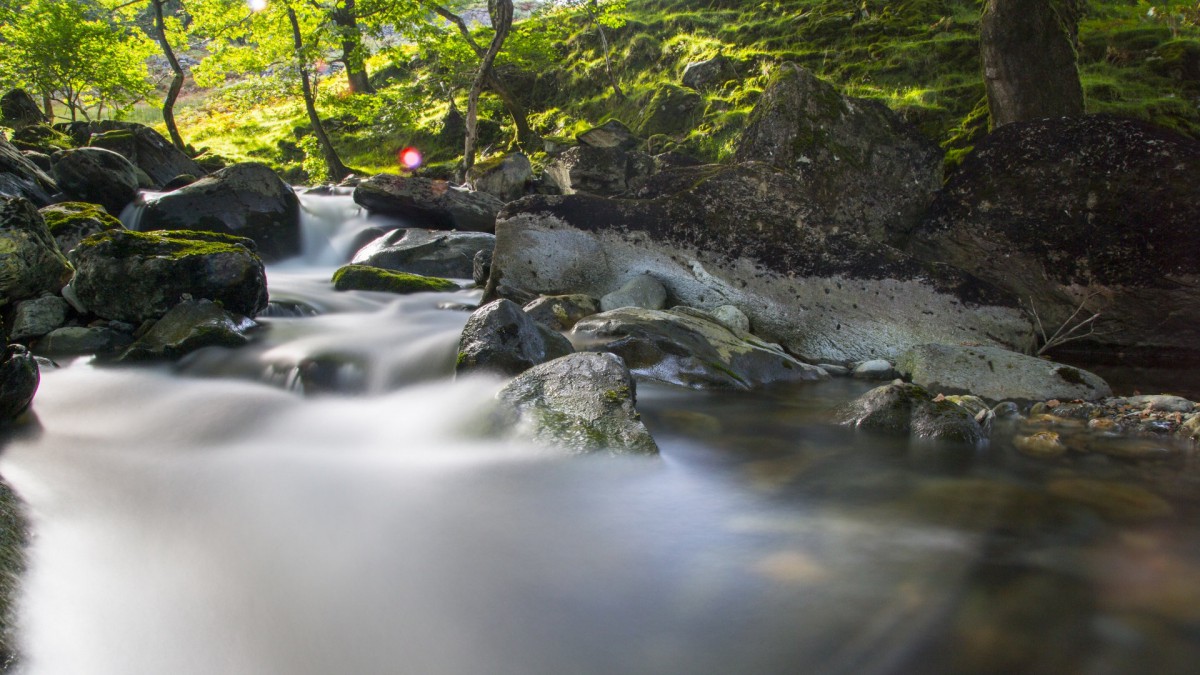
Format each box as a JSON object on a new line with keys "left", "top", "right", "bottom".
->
{"left": 681, "top": 55, "right": 738, "bottom": 91}
{"left": 162, "top": 174, "right": 197, "bottom": 191}
{"left": 907, "top": 115, "right": 1200, "bottom": 361}
{"left": 67, "top": 229, "right": 268, "bottom": 323}
{"left": 119, "top": 299, "right": 256, "bottom": 361}
{"left": 981, "top": 0, "right": 1084, "bottom": 126}
{"left": 9, "top": 295, "right": 68, "bottom": 342}
{"left": 11, "top": 124, "right": 72, "bottom": 154}
{"left": 331, "top": 264, "right": 458, "bottom": 294}
{"left": 52, "top": 147, "right": 139, "bottom": 215}
{"left": 353, "top": 174, "right": 503, "bottom": 233}
{"left": 456, "top": 298, "right": 574, "bottom": 377}
{"left": 466, "top": 153, "right": 532, "bottom": 202}
{"left": 472, "top": 249, "right": 492, "bottom": 287}
{"left": 21, "top": 150, "right": 51, "bottom": 173}
{"left": 838, "top": 381, "right": 986, "bottom": 444}
{"left": 0, "top": 135, "right": 58, "bottom": 206}
{"left": 494, "top": 352, "right": 659, "bottom": 455}
{"left": 523, "top": 294, "right": 600, "bottom": 331}
{"left": 39, "top": 201, "right": 124, "bottom": 254}
{"left": 543, "top": 145, "right": 656, "bottom": 196}
{"left": 733, "top": 63, "right": 943, "bottom": 242}
{"left": 576, "top": 119, "right": 641, "bottom": 150}
{"left": 351, "top": 228, "right": 495, "bottom": 279}
{"left": 36, "top": 325, "right": 132, "bottom": 356}
{"left": 0, "top": 197, "right": 73, "bottom": 305}
{"left": 0, "top": 89, "right": 45, "bottom": 131}
{"left": 896, "top": 343, "right": 1112, "bottom": 403}
{"left": 87, "top": 124, "right": 205, "bottom": 188}
{"left": 636, "top": 83, "right": 704, "bottom": 137}
{"left": 0, "top": 344, "right": 38, "bottom": 422}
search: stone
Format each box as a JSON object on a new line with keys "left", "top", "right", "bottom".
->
{"left": 896, "top": 343, "right": 1111, "bottom": 403}
{"left": 682, "top": 55, "right": 738, "bottom": 91}
{"left": 0, "top": 344, "right": 38, "bottom": 422}
{"left": 466, "top": 152, "right": 532, "bottom": 202}
{"left": 456, "top": 299, "right": 574, "bottom": 378}
{"left": 852, "top": 359, "right": 897, "bottom": 380}
{"left": 0, "top": 135, "right": 57, "bottom": 206}
{"left": 0, "top": 474, "right": 28, "bottom": 667}
{"left": 119, "top": 299, "right": 256, "bottom": 361}
{"left": 472, "top": 249, "right": 492, "bottom": 286}
{"left": 523, "top": 294, "right": 600, "bottom": 331}
{"left": 1013, "top": 430, "right": 1069, "bottom": 458}
{"left": 733, "top": 63, "right": 943, "bottom": 243}
{"left": 599, "top": 273, "right": 668, "bottom": 312}
{"left": 87, "top": 123, "right": 205, "bottom": 188}
{"left": 1122, "top": 395, "right": 1195, "bottom": 414}
{"left": 52, "top": 147, "right": 140, "bottom": 215}
{"left": 11, "top": 124, "right": 72, "bottom": 154}
{"left": 981, "top": 0, "right": 1084, "bottom": 127}
{"left": 709, "top": 304, "right": 750, "bottom": 335}
{"left": 636, "top": 83, "right": 704, "bottom": 137}
{"left": 0, "top": 89, "right": 45, "bottom": 131}
{"left": 67, "top": 229, "right": 268, "bottom": 323}
{"left": 36, "top": 326, "right": 132, "bottom": 356}
{"left": 330, "top": 265, "right": 458, "bottom": 294}
{"left": 542, "top": 145, "right": 655, "bottom": 196}
{"left": 9, "top": 295, "right": 68, "bottom": 342}
{"left": 138, "top": 162, "right": 302, "bottom": 262}
{"left": 0, "top": 197, "right": 73, "bottom": 306}
{"left": 21, "top": 150, "right": 51, "bottom": 173}
{"left": 838, "top": 381, "right": 986, "bottom": 444}
{"left": 353, "top": 174, "right": 503, "bottom": 233}
{"left": 576, "top": 119, "right": 641, "bottom": 150}
{"left": 494, "top": 352, "right": 658, "bottom": 455}
{"left": 351, "top": 228, "right": 495, "bottom": 279}
{"left": 907, "top": 115, "right": 1200, "bottom": 362}
{"left": 572, "top": 306, "right": 826, "bottom": 389}
{"left": 39, "top": 201, "right": 124, "bottom": 254}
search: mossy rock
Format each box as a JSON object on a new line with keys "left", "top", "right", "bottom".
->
{"left": 38, "top": 201, "right": 124, "bottom": 254}
{"left": 0, "top": 476, "right": 28, "bottom": 668}
{"left": 331, "top": 264, "right": 458, "bottom": 294}
{"left": 636, "top": 83, "right": 704, "bottom": 137}
{"left": 1151, "top": 39, "right": 1200, "bottom": 86}
{"left": 0, "top": 197, "right": 73, "bottom": 305}
{"left": 10, "top": 124, "right": 73, "bottom": 153}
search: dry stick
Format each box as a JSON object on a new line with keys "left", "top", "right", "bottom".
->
{"left": 1028, "top": 291, "right": 1105, "bottom": 356}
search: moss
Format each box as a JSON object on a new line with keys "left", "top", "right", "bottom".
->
{"left": 331, "top": 264, "right": 458, "bottom": 294}
{"left": 74, "top": 229, "right": 258, "bottom": 261}
{"left": 39, "top": 202, "right": 122, "bottom": 235}
{"left": 1055, "top": 366, "right": 1087, "bottom": 386}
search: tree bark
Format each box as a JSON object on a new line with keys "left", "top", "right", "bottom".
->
{"left": 332, "top": 0, "right": 374, "bottom": 94}
{"left": 462, "top": 0, "right": 513, "bottom": 181}
{"left": 287, "top": 4, "right": 350, "bottom": 182}
{"left": 980, "top": 0, "right": 1084, "bottom": 127}
{"left": 152, "top": 0, "right": 187, "bottom": 150}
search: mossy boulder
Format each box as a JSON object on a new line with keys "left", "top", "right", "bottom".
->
{"left": 838, "top": 381, "right": 986, "bottom": 444}
{"left": 350, "top": 228, "right": 495, "bottom": 279}
{"left": 0, "top": 197, "right": 73, "bottom": 306}
{"left": 8, "top": 295, "right": 68, "bottom": 342}
{"left": 466, "top": 153, "right": 532, "bottom": 202}
{"left": 896, "top": 344, "right": 1112, "bottom": 403}
{"left": 39, "top": 202, "right": 124, "bottom": 254}
{"left": 87, "top": 123, "right": 206, "bottom": 189}
{"left": 67, "top": 229, "right": 268, "bottom": 323}
{"left": 0, "top": 343, "right": 38, "bottom": 423}
{"left": 636, "top": 83, "right": 704, "bottom": 138}
{"left": 576, "top": 119, "right": 640, "bottom": 150}
{"left": 331, "top": 264, "right": 458, "bottom": 294}
{"left": 456, "top": 298, "right": 574, "bottom": 378}
{"left": 52, "top": 147, "right": 140, "bottom": 215}
{"left": 353, "top": 174, "right": 504, "bottom": 233}
{"left": 0, "top": 135, "right": 57, "bottom": 206}
{"left": 138, "top": 162, "right": 301, "bottom": 262}
{"left": 10, "top": 124, "right": 72, "bottom": 154}
{"left": 1151, "top": 40, "right": 1200, "bottom": 87}
{"left": 542, "top": 145, "right": 656, "bottom": 196}
{"left": 682, "top": 55, "right": 738, "bottom": 92}
{"left": 119, "top": 299, "right": 256, "bottom": 361}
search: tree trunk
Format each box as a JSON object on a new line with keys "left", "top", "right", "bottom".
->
{"left": 287, "top": 5, "right": 351, "bottom": 182}
{"left": 462, "top": 0, "right": 513, "bottom": 181}
{"left": 152, "top": 0, "right": 187, "bottom": 150}
{"left": 333, "top": 0, "right": 374, "bottom": 94}
{"left": 41, "top": 91, "right": 52, "bottom": 120}
{"left": 980, "top": 0, "right": 1084, "bottom": 127}
{"left": 587, "top": 0, "right": 624, "bottom": 100}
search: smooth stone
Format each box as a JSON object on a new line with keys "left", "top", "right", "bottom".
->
{"left": 1122, "top": 395, "right": 1195, "bottom": 414}
{"left": 119, "top": 299, "right": 256, "bottom": 361}
{"left": 331, "top": 265, "right": 458, "bottom": 294}
{"left": 457, "top": 299, "right": 574, "bottom": 378}
{"left": 0, "top": 344, "right": 39, "bottom": 422}
{"left": 523, "top": 294, "right": 600, "bottom": 331}
{"left": 351, "top": 228, "right": 495, "bottom": 279}
{"left": 896, "top": 343, "right": 1112, "bottom": 403}
{"left": 838, "top": 381, "right": 986, "bottom": 444}
{"left": 710, "top": 304, "right": 750, "bottom": 335}
{"left": 51, "top": 147, "right": 139, "bottom": 215}
{"left": 852, "top": 359, "right": 897, "bottom": 380}
{"left": 35, "top": 326, "right": 132, "bottom": 356}
{"left": 9, "top": 295, "right": 68, "bottom": 341}
{"left": 600, "top": 274, "right": 667, "bottom": 312}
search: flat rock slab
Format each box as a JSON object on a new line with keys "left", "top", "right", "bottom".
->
{"left": 896, "top": 343, "right": 1112, "bottom": 403}
{"left": 353, "top": 174, "right": 503, "bottom": 233}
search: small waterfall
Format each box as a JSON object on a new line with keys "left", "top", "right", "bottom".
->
{"left": 291, "top": 189, "right": 409, "bottom": 267}
{"left": 117, "top": 190, "right": 165, "bottom": 231}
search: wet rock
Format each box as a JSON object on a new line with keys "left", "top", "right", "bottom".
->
{"left": 543, "top": 145, "right": 655, "bottom": 196}
{"left": 36, "top": 326, "right": 132, "bottom": 356}
{"left": 523, "top": 294, "right": 600, "bottom": 331}
{"left": 39, "top": 201, "right": 124, "bottom": 254}
{"left": 466, "top": 152, "right": 532, "bottom": 202}
{"left": 852, "top": 359, "right": 896, "bottom": 380}
{"left": 817, "top": 363, "right": 850, "bottom": 376}
{"left": 494, "top": 352, "right": 658, "bottom": 455}
{"left": 0, "top": 197, "right": 73, "bottom": 306}
{"left": 351, "top": 228, "right": 495, "bottom": 279}
{"left": 0, "top": 344, "right": 38, "bottom": 422}
{"left": 896, "top": 343, "right": 1111, "bottom": 402}
{"left": 682, "top": 55, "right": 738, "bottom": 91}
{"left": 1180, "top": 415, "right": 1200, "bottom": 443}
{"left": 636, "top": 83, "right": 704, "bottom": 137}
{"left": 1014, "top": 430, "right": 1069, "bottom": 458}
{"left": 353, "top": 174, "right": 503, "bottom": 233}
{"left": 599, "top": 273, "right": 667, "bottom": 312}
{"left": 52, "top": 147, "right": 139, "bottom": 215}
{"left": 993, "top": 401, "right": 1022, "bottom": 419}
{"left": 572, "top": 306, "right": 826, "bottom": 389}
{"left": 733, "top": 62, "right": 943, "bottom": 242}
{"left": 119, "top": 299, "right": 256, "bottom": 361}
{"left": 980, "top": 0, "right": 1084, "bottom": 126}
{"left": 331, "top": 265, "right": 458, "bottom": 294}
{"left": 838, "top": 381, "right": 986, "bottom": 443}
{"left": 8, "top": 295, "right": 68, "bottom": 342}
{"left": 0, "top": 135, "right": 57, "bottom": 206}
{"left": 576, "top": 119, "right": 640, "bottom": 151}
{"left": 456, "top": 299, "right": 574, "bottom": 378}
{"left": 68, "top": 229, "right": 268, "bottom": 323}
{"left": 0, "top": 89, "right": 45, "bottom": 131}
{"left": 138, "top": 162, "right": 302, "bottom": 262}
{"left": 86, "top": 123, "right": 205, "bottom": 188}
{"left": 1121, "top": 395, "right": 1195, "bottom": 414}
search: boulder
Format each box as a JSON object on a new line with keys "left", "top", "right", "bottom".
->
{"left": 635, "top": 83, "right": 704, "bottom": 137}
{"left": 87, "top": 123, "right": 205, "bottom": 188}
{"left": 351, "top": 228, "right": 495, "bottom": 279}
{"left": 709, "top": 304, "right": 750, "bottom": 335}
{"left": 523, "top": 294, "right": 600, "bottom": 331}
{"left": 681, "top": 55, "right": 738, "bottom": 91}
{"left": 331, "top": 265, "right": 458, "bottom": 294}
{"left": 576, "top": 119, "right": 641, "bottom": 151}
{"left": 52, "top": 147, "right": 140, "bottom": 215}
{"left": 67, "top": 229, "right": 268, "bottom": 323}
{"left": 907, "top": 116, "right": 1200, "bottom": 362}
{"left": 466, "top": 152, "right": 532, "bottom": 202}
{"left": 137, "top": 162, "right": 301, "bottom": 262}
{"left": 21, "top": 150, "right": 52, "bottom": 173}
{"left": 456, "top": 298, "right": 574, "bottom": 378}
{"left": 39, "top": 202, "right": 124, "bottom": 254}
{"left": 494, "top": 352, "right": 658, "bottom": 455}
{"left": 896, "top": 344, "right": 1112, "bottom": 403}
{"left": 980, "top": 0, "right": 1084, "bottom": 126}
{"left": 353, "top": 174, "right": 503, "bottom": 233}
{"left": 0, "top": 197, "right": 73, "bottom": 306}
{"left": 733, "top": 63, "right": 943, "bottom": 242}
{"left": 119, "top": 299, "right": 256, "bottom": 361}
{"left": 0, "top": 89, "right": 45, "bottom": 131}
{"left": 838, "top": 381, "right": 986, "bottom": 444}
{"left": 542, "top": 145, "right": 655, "bottom": 197}
{"left": 11, "top": 124, "right": 73, "bottom": 155}
{"left": 0, "top": 344, "right": 38, "bottom": 423}
{"left": 472, "top": 249, "right": 492, "bottom": 286}
{"left": 491, "top": 166, "right": 1031, "bottom": 364}
{"left": 0, "top": 135, "right": 57, "bottom": 206}
{"left": 852, "top": 359, "right": 897, "bottom": 380}
{"left": 8, "top": 295, "right": 68, "bottom": 342}
{"left": 600, "top": 273, "right": 667, "bottom": 311}
{"left": 36, "top": 325, "right": 133, "bottom": 356}
{"left": 572, "top": 306, "right": 827, "bottom": 389}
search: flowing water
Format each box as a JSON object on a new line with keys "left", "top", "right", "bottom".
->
{"left": 3, "top": 193, "right": 1200, "bottom": 674}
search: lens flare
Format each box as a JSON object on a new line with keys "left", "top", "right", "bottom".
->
{"left": 399, "top": 147, "right": 423, "bottom": 170}
{"left": 247, "top": 0, "right": 267, "bottom": 11}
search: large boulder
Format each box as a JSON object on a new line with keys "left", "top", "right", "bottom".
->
{"left": 137, "top": 162, "right": 301, "bottom": 262}
{"left": 838, "top": 381, "right": 986, "bottom": 444}
{"left": 576, "top": 120, "right": 640, "bottom": 151}
{"left": 353, "top": 174, "right": 503, "bottom": 233}
{"left": 523, "top": 294, "right": 600, "bottom": 331}
{"left": 491, "top": 165, "right": 1031, "bottom": 364}
{"left": 0, "top": 89, "right": 46, "bottom": 131}
{"left": 906, "top": 115, "right": 1200, "bottom": 362}
{"left": 980, "top": 0, "right": 1084, "bottom": 127}
{"left": 88, "top": 123, "right": 205, "bottom": 188}
{"left": 542, "top": 145, "right": 656, "bottom": 196}
{"left": 39, "top": 202, "right": 124, "bottom": 254}
{"left": 119, "top": 299, "right": 256, "bottom": 361}
{"left": 635, "top": 83, "right": 704, "bottom": 138}
{"left": 0, "top": 135, "right": 57, "bottom": 206}
{"left": 573, "top": 306, "right": 826, "bottom": 389}
{"left": 351, "top": 228, "right": 495, "bottom": 279}
{"left": 466, "top": 152, "right": 532, "bottom": 202}
{"left": 896, "top": 344, "right": 1112, "bottom": 403}
{"left": 67, "top": 229, "right": 268, "bottom": 323}
{"left": 493, "top": 352, "right": 658, "bottom": 455}
{"left": 0, "top": 343, "right": 38, "bottom": 423}
{"left": 682, "top": 55, "right": 738, "bottom": 91}
{"left": 52, "top": 147, "right": 140, "bottom": 215}
{"left": 456, "top": 298, "right": 574, "bottom": 378}
{"left": 0, "top": 197, "right": 73, "bottom": 306}
{"left": 733, "top": 63, "right": 943, "bottom": 242}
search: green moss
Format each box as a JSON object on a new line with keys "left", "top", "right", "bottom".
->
{"left": 39, "top": 202, "right": 122, "bottom": 235}
{"left": 74, "top": 229, "right": 258, "bottom": 261}
{"left": 331, "top": 264, "right": 458, "bottom": 294}
{"left": 1055, "top": 366, "right": 1087, "bottom": 386}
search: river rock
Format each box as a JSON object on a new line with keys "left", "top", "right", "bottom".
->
{"left": 897, "top": 343, "right": 1111, "bottom": 403}
{"left": 733, "top": 62, "right": 943, "bottom": 242}
{"left": 907, "top": 115, "right": 1200, "bottom": 361}
{"left": 0, "top": 197, "right": 73, "bottom": 306}
{"left": 543, "top": 145, "right": 656, "bottom": 196}
{"left": 709, "top": 304, "right": 750, "bottom": 335}
{"left": 331, "top": 265, "right": 458, "bottom": 294}
{"left": 67, "top": 229, "right": 268, "bottom": 323}
{"left": 119, "top": 299, "right": 256, "bottom": 361}
{"left": 494, "top": 352, "right": 658, "bottom": 455}
{"left": 21, "top": 150, "right": 51, "bottom": 174}
{"left": 0, "top": 89, "right": 45, "bottom": 131}
{"left": 0, "top": 344, "right": 38, "bottom": 423}
{"left": 852, "top": 359, "right": 897, "bottom": 380}
{"left": 472, "top": 249, "right": 492, "bottom": 286}
{"left": 351, "top": 228, "right": 495, "bottom": 279}
{"left": 572, "top": 306, "right": 827, "bottom": 389}
{"left": 599, "top": 273, "right": 667, "bottom": 311}
{"left": 87, "top": 123, "right": 205, "bottom": 188}
{"left": 8, "top": 295, "right": 68, "bottom": 342}
{"left": 466, "top": 152, "right": 532, "bottom": 202}
{"left": 523, "top": 294, "right": 600, "bottom": 331}
{"left": 0, "top": 135, "right": 57, "bottom": 206}
{"left": 492, "top": 166, "right": 1031, "bottom": 364}
{"left": 456, "top": 299, "right": 574, "bottom": 378}
{"left": 39, "top": 202, "right": 124, "bottom": 254}
{"left": 353, "top": 174, "right": 503, "bottom": 233}
{"left": 1121, "top": 395, "right": 1195, "bottom": 414}
{"left": 577, "top": 119, "right": 640, "bottom": 150}
{"left": 682, "top": 55, "right": 738, "bottom": 91}
{"left": 52, "top": 147, "right": 139, "bottom": 215}
{"left": 138, "top": 162, "right": 302, "bottom": 262}
{"left": 838, "top": 381, "right": 986, "bottom": 444}
{"left": 36, "top": 325, "right": 133, "bottom": 356}
{"left": 980, "top": 0, "right": 1084, "bottom": 127}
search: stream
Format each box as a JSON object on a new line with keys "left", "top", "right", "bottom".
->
{"left": 2, "top": 192, "right": 1200, "bottom": 674}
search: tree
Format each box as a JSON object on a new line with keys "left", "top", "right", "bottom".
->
{"left": 461, "top": 0, "right": 513, "bottom": 180}
{"left": 150, "top": 0, "right": 189, "bottom": 149}
{"left": 980, "top": 0, "right": 1084, "bottom": 127}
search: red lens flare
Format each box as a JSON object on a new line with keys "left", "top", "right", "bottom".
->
{"left": 399, "top": 147, "right": 423, "bottom": 170}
